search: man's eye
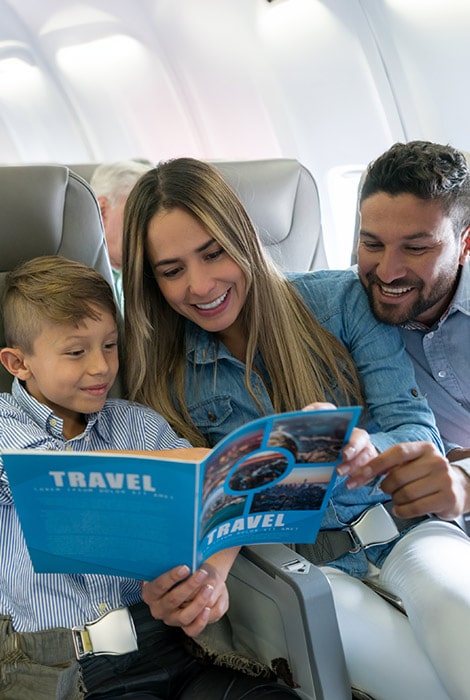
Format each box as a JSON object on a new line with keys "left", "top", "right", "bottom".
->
{"left": 362, "top": 241, "right": 383, "bottom": 250}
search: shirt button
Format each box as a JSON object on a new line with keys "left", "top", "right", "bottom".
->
{"left": 438, "top": 370, "right": 447, "bottom": 378}
{"left": 411, "top": 388, "right": 419, "bottom": 397}
{"left": 207, "top": 411, "right": 217, "bottom": 423}
{"left": 98, "top": 602, "right": 108, "bottom": 613}
{"left": 84, "top": 436, "right": 90, "bottom": 443}
{"left": 65, "top": 444, "right": 73, "bottom": 451}
{"left": 427, "top": 331, "right": 434, "bottom": 339}
{"left": 50, "top": 418, "right": 57, "bottom": 427}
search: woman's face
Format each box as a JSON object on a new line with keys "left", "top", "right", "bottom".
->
{"left": 146, "top": 206, "right": 247, "bottom": 342}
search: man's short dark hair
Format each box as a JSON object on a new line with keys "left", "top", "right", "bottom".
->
{"left": 360, "top": 140, "right": 470, "bottom": 235}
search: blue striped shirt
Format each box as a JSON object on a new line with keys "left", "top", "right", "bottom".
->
{"left": 0, "top": 378, "right": 190, "bottom": 632}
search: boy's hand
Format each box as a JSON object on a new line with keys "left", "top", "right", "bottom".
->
{"left": 141, "top": 547, "right": 239, "bottom": 638}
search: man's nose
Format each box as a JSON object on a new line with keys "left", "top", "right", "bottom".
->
{"left": 375, "top": 249, "right": 406, "bottom": 282}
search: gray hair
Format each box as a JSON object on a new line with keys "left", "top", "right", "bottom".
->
{"left": 90, "top": 159, "right": 153, "bottom": 207}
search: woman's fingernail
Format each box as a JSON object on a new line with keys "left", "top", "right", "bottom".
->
{"left": 195, "top": 568, "right": 209, "bottom": 583}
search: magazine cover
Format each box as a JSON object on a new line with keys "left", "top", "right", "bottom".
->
{"left": 3, "top": 406, "right": 361, "bottom": 579}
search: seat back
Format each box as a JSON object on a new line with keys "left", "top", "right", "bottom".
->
{"left": 69, "top": 158, "right": 328, "bottom": 273}
{"left": 0, "top": 164, "right": 115, "bottom": 392}
{"left": 214, "top": 159, "right": 327, "bottom": 272}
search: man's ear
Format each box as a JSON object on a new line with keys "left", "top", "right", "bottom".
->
{"left": 97, "top": 195, "right": 109, "bottom": 224}
{"left": 0, "top": 347, "right": 31, "bottom": 379}
{"left": 459, "top": 225, "right": 470, "bottom": 264}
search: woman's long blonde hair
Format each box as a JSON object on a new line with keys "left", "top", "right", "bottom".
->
{"left": 122, "top": 157, "right": 363, "bottom": 446}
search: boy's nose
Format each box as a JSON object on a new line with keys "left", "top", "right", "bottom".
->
{"left": 88, "top": 351, "right": 110, "bottom": 375}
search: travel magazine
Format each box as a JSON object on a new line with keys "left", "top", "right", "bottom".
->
{"left": 3, "top": 406, "right": 361, "bottom": 580}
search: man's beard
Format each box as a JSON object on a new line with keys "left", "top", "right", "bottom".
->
{"left": 363, "top": 273, "right": 452, "bottom": 326}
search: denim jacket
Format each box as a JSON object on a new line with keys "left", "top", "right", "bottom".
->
{"left": 181, "top": 269, "right": 443, "bottom": 576}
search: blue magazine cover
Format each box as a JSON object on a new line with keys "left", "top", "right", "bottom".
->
{"left": 3, "top": 406, "right": 361, "bottom": 580}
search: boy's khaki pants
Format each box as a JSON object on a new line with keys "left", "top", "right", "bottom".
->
{"left": 0, "top": 615, "right": 85, "bottom": 700}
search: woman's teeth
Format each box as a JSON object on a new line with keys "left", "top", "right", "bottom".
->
{"left": 196, "top": 290, "right": 228, "bottom": 310}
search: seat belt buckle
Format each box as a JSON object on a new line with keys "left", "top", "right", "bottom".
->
{"left": 72, "top": 607, "right": 138, "bottom": 660}
{"left": 350, "top": 503, "right": 400, "bottom": 549}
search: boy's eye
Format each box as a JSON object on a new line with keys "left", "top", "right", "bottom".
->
{"left": 65, "top": 349, "right": 84, "bottom": 357}
{"left": 104, "top": 341, "right": 118, "bottom": 350}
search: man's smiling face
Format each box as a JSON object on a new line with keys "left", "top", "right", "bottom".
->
{"left": 358, "top": 192, "right": 468, "bottom": 326}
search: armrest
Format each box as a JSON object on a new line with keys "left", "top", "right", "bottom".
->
{"left": 227, "top": 544, "right": 350, "bottom": 700}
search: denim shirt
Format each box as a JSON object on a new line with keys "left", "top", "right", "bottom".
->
{"left": 399, "top": 262, "right": 470, "bottom": 452}
{"left": 181, "top": 269, "right": 443, "bottom": 577}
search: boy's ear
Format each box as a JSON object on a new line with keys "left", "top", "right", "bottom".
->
{"left": 0, "top": 347, "right": 31, "bottom": 379}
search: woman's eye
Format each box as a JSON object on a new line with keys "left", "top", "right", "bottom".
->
{"left": 162, "top": 267, "right": 181, "bottom": 278}
{"left": 206, "top": 248, "right": 224, "bottom": 260}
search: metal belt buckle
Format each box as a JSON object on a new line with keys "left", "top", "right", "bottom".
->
{"left": 72, "top": 607, "right": 138, "bottom": 660}
{"left": 350, "top": 503, "right": 400, "bottom": 549}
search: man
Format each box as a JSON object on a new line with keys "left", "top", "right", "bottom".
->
{"left": 90, "top": 159, "right": 153, "bottom": 311}
{"left": 349, "top": 140, "right": 470, "bottom": 523}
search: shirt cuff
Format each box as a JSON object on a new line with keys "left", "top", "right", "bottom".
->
{"left": 452, "top": 458, "right": 470, "bottom": 478}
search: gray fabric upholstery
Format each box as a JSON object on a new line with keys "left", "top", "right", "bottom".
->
{"left": 0, "top": 164, "right": 115, "bottom": 392}
{"left": 70, "top": 158, "right": 328, "bottom": 273}
{"left": 214, "top": 159, "right": 327, "bottom": 272}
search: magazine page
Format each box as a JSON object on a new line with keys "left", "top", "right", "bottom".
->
{"left": 197, "top": 406, "right": 361, "bottom": 565}
{"left": 3, "top": 407, "right": 360, "bottom": 580}
{"left": 4, "top": 450, "right": 202, "bottom": 580}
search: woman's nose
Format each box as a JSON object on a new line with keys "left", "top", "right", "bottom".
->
{"left": 187, "top": 266, "right": 216, "bottom": 297}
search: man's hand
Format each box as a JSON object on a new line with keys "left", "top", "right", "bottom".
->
{"left": 141, "top": 547, "right": 239, "bottom": 638}
{"left": 341, "top": 441, "right": 470, "bottom": 520}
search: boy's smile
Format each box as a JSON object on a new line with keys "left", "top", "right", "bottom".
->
{"left": 18, "top": 308, "right": 119, "bottom": 438}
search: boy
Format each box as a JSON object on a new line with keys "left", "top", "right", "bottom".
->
{"left": 0, "top": 256, "right": 299, "bottom": 700}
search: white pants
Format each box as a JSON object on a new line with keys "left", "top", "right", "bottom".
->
{"left": 322, "top": 520, "right": 470, "bottom": 700}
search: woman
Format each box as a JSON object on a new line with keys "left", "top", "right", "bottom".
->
{"left": 122, "top": 157, "right": 469, "bottom": 700}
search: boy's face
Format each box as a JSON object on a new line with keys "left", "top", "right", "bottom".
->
{"left": 20, "top": 307, "right": 119, "bottom": 432}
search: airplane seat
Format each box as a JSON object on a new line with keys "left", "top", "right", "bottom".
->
{"left": 350, "top": 168, "right": 366, "bottom": 266}
{"left": 213, "top": 158, "right": 328, "bottom": 272}
{"left": 68, "top": 158, "right": 329, "bottom": 272}
{"left": 0, "top": 161, "right": 348, "bottom": 699}
{"left": 0, "top": 164, "right": 118, "bottom": 394}
{"left": 66, "top": 162, "right": 101, "bottom": 185}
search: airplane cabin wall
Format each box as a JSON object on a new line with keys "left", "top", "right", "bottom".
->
{"left": 0, "top": 0, "right": 469, "bottom": 268}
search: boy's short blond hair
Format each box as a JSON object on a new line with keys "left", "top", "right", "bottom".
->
{"left": 3, "top": 255, "right": 117, "bottom": 353}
